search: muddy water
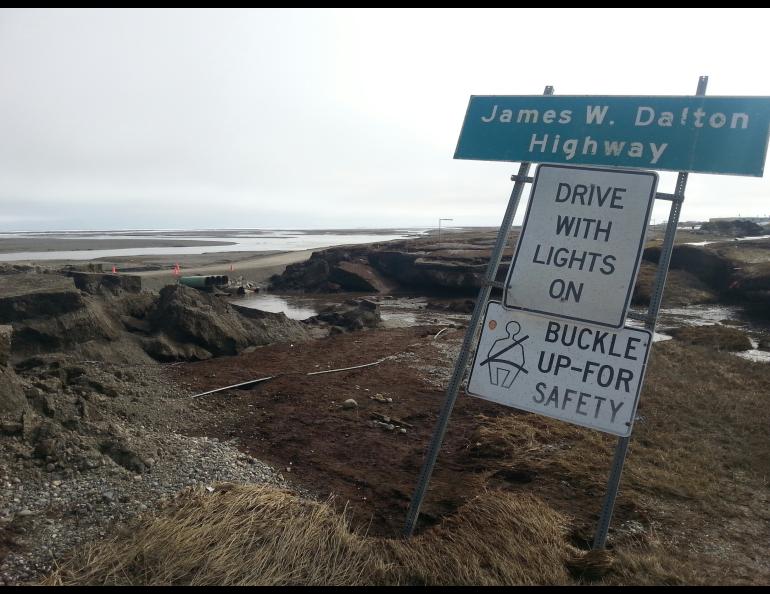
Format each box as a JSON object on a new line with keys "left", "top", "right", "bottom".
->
{"left": 377, "top": 297, "right": 470, "bottom": 329}
{"left": 685, "top": 234, "right": 770, "bottom": 247}
{"left": 232, "top": 293, "right": 471, "bottom": 328}
{"left": 640, "top": 304, "right": 770, "bottom": 362}
{"left": 235, "top": 294, "right": 770, "bottom": 363}
{"left": 235, "top": 293, "right": 321, "bottom": 320}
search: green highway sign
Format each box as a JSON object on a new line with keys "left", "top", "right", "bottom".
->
{"left": 455, "top": 95, "right": 770, "bottom": 176}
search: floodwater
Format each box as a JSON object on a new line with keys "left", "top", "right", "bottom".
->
{"left": 235, "top": 293, "right": 320, "bottom": 321}
{"left": 737, "top": 340, "right": 770, "bottom": 364}
{"left": 0, "top": 229, "right": 422, "bottom": 262}
{"left": 377, "top": 297, "right": 470, "bottom": 329}
{"left": 684, "top": 234, "right": 770, "bottom": 247}
{"left": 236, "top": 296, "right": 770, "bottom": 363}
{"left": 233, "top": 293, "right": 471, "bottom": 328}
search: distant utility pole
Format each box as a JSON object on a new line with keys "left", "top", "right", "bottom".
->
{"left": 438, "top": 218, "right": 453, "bottom": 242}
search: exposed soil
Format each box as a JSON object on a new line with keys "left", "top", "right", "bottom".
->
{"left": 176, "top": 326, "right": 621, "bottom": 540}
{"left": 3, "top": 229, "right": 770, "bottom": 585}
{"left": 171, "top": 322, "right": 770, "bottom": 585}
{"left": 175, "top": 326, "right": 492, "bottom": 536}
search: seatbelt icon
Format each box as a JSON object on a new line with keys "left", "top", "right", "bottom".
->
{"left": 479, "top": 321, "right": 528, "bottom": 389}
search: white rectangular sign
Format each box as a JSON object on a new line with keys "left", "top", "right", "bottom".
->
{"left": 467, "top": 302, "right": 652, "bottom": 437}
{"left": 504, "top": 164, "right": 657, "bottom": 329}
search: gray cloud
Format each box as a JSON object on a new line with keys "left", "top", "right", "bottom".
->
{"left": 1, "top": 8, "right": 769, "bottom": 231}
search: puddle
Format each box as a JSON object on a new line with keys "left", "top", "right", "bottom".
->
{"left": 233, "top": 293, "right": 320, "bottom": 320}
{"left": 644, "top": 304, "right": 770, "bottom": 363}
{"left": 735, "top": 349, "right": 770, "bottom": 363}
{"left": 655, "top": 305, "right": 743, "bottom": 328}
{"left": 624, "top": 317, "right": 672, "bottom": 343}
{"left": 684, "top": 234, "right": 770, "bottom": 247}
{"left": 378, "top": 297, "right": 469, "bottom": 329}
{"left": 233, "top": 295, "right": 770, "bottom": 363}
{"left": 233, "top": 293, "right": 470, "bottom": 328}
{"left": 736, "top": 338, "right": 770, "bottom": 363}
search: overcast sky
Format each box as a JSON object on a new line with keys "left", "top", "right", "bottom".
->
{"left": 1, "top": 8, "right": 769, "bottom": 231}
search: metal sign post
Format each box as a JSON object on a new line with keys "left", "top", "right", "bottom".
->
{"left": 591, "top": 75, "right": 709, "bottom": 550}
{"left": 402, "top": 84, "right": 554, "bottom": 539}
{"left": 404, "top": 75, "right": 754, "bottom": 549}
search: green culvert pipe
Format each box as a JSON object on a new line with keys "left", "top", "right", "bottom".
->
{"left": 179, "top": 275, "right": 229, "bottom": 288}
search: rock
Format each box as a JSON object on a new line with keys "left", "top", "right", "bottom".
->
{"left": 359, "top": 299, "right": 378, "bottom": 311}
{"left": 0, "top": 366, "right": 27, "bottom": 418}
{"left": 24, "top": 386, "right": 43, "bottom": 400}
{"left": 0, "top": 274, "right": 83, "bottom": 323}
{"left": 0, "top": 325, "right": 12, "bottom": 366}
{"left": 269, "top": 256, "right": 332, "bottom": 292}
{"left": 1, "top": 273, "right": 124, "bottom": 358}
{"left": 69, "top": 376, "right": 119, "bottom": 398}
{"left": 759, "top": 338, "right": 770, "bottom": 351}
{"left": 141, "top": 335, "right": 212, "bottom": 362}
{"left": 34, "top": 438, "right": 62, "bottom": 460}
{"left": 34, "top": 394, "right": 56, "bottom": 417}
{"left": 270, "top": 241, "right": 495, "bottom": 294}
{"left": 309, "top": 300, "right": 382, "bottom": 332}
{"left": 17, "top": 509, "right": 34, "bottom": 517}
{"left": 329, "top": 261, "right": 398, "bottom": 293}
{"left": 342, "top": 399, "right": 358, "bottom": 410}
{"left": 369, "top": 250, "right": 486, "bottom": 293}
{"left": 120, "top": 315, "right": 152, "bottom": 334}
{"left": 101, "top": 491, "right": 115, "bottom": 503}
{"left": 230, "top": 305, "right": 312, "bottom": 345}
{"left": 99, "top": 438, "right": 148, "bottom": 473}
{"left": 0, "top": 421, "right": 22, "bottom": 435}
{"left": 145, "top": 285, "right": 310, "bottom": 361}
{"left": 0, "top": 326, "right": 29, "bottom": 420}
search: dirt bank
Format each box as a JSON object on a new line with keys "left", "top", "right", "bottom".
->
{"left": 269, "top": 230, "right": 514, "bottom": 295}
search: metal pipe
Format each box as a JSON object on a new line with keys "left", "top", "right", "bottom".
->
{"left": 401, "top": 84, "right": 555, "bottom": 539}
{"left": 592, "top": 75, "right": 709, "bottom": 551}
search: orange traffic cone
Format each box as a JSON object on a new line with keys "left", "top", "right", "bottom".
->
{"left": 112, "top": 265, "right": 117, "bottom": 274}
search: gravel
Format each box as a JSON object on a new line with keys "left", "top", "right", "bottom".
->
{"left": 0, "top": 358, "right": 288, "bottom": 586}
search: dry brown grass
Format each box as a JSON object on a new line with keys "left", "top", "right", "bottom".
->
{"left": 44, "top": 484, "right": 575, "bottom": 586}
{"left": 385, "top": 491, "right": 572, "bottom": 585}
{"left": 466, "top": 341, "right": 770, "bottom": 585}
{"left": 669, "top": 325, "right": 752, "bottom": 351}
{"left": 44, "top": 484, "right": 383, "bottom": 586}
{"left": 43, "top": 341, "right": 770, "bottom": 586}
